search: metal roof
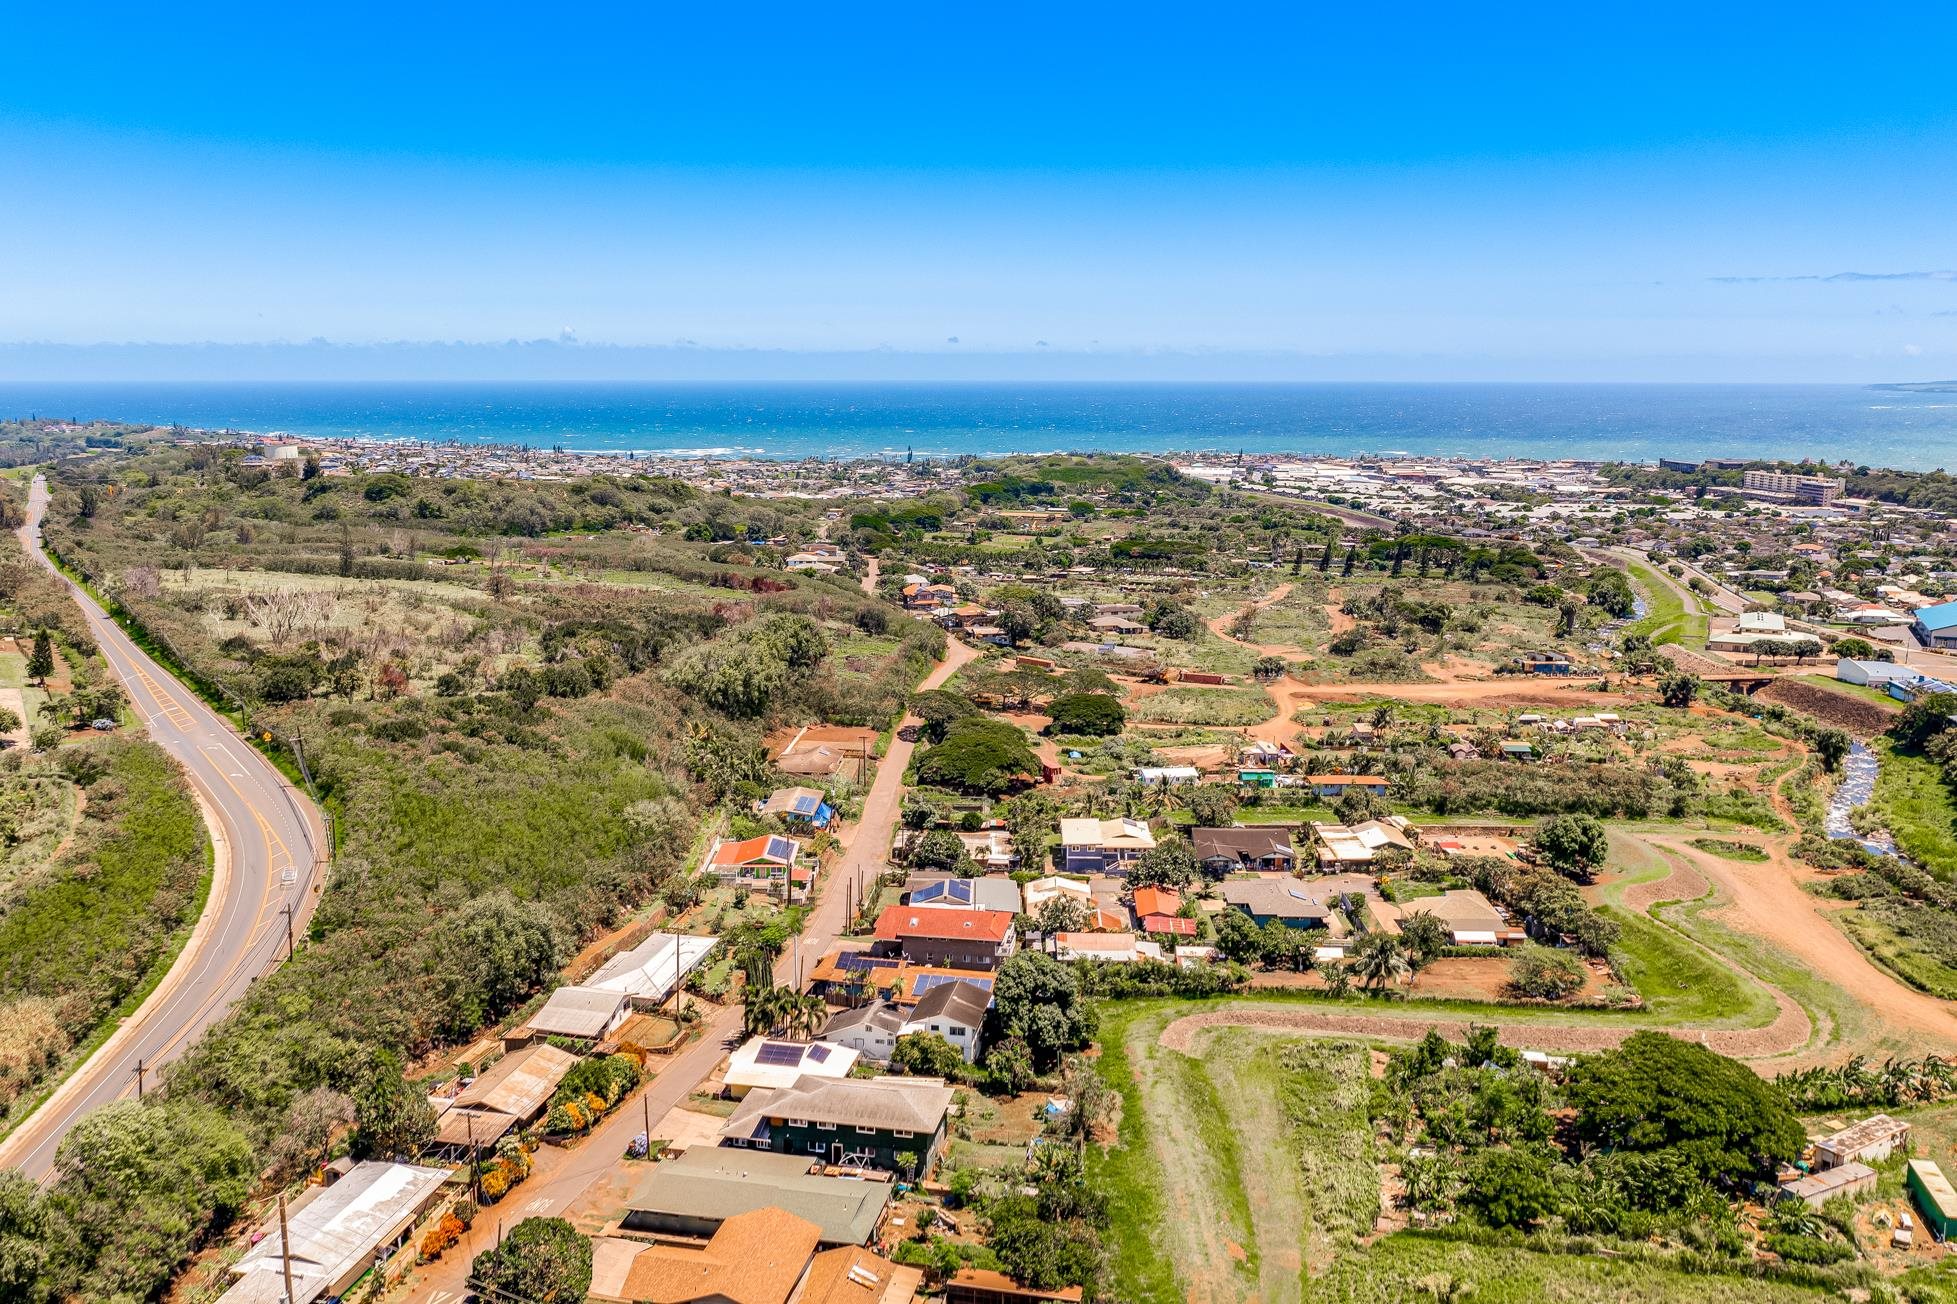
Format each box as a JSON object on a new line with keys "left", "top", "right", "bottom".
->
{"left": 454, "top": 1043, "right": 579, "bottom": 1118}
{"left": 221, "top": 1162, "right": 450, "bottom": 1304}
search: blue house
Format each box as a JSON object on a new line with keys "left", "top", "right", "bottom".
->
{"left": 1913, "top": 602, "right": 1957, "bottom": 650}
{"left": 759, "top": 786, "right": 835, "bottom": 830}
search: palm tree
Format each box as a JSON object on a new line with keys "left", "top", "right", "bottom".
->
{"left": 1351, "top": 933, "right": 1410, "bottom": 995}
{"left": 784, "top": 992, "right": 828, "bottom": 1041}
{"left": 742, "top": 983, "right": 788, "bottom": 1038}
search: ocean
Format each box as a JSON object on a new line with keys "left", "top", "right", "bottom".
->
{"left": 2, "top": 381, "right": 1955, "bottom": 469}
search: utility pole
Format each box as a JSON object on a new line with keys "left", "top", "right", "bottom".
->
{"left": 281, "top": 902, "right": 296, "bottom": 960}
{"left": 642, "top": 1089, "right": 652, "bottom": 1157}
{"left": 278, "top": 1194, "right": 295, "bottom": 1304}
{"left": 467, "top": 1112, "right": 480, "bottom": 1205}
{"left": 133, "top": 1057, "right": 145, "bottom": 1099}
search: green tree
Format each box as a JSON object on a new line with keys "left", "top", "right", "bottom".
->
{"left": 891, "top": 1032, "right": 967, "bottom": 1078}
{"left": 24, "top": 631, "right": 52, "bottom": 688}
{"left": 1181, "top": 784, "right": 1239, "bottom": 830}
{"left": 1045, "top": 692, "right": 1125, "bottom": 737}
{"left": 1565, "top": 1032, "right": 1804, "bottom": 1183}
{"left": 470, "top": 1217, "right": 593, "bottom": 1303}
{"left": 1462, "top": 1148, "right": 1557, "bottom": 1228}
{"left": 1659, "top": 671, "right": 1700, "bottom": 709}
{"left": 1213, "top": 908, "right": 1264, "bottom": 964}
{"left": 1505, "top": 943, "right": 1587, "bottom": 1000}
{"left": 1813, "top": 727, "right": 1850, "bottom": 773}
{"left": 985, "top": 1036, "right": 1038, "bottom": 1094}
{"left": 1895, "top": 692, "right": 1957, "bottom": 748}
{"left": 910, "top": 828, "right": 970, "bottom": 873}
{"left": 1332, "top": 788, "right": 1390, "bottom": 825}
{"left": 1535, "top": 813, "right": 1609, "bottom": 881}
{"left": 0, "top": 1171, "right": 62, "bottom": 1304}
{"left": 46, "top": 1099, "right": 253, "bottom": 1302}
{"left": 992, "top": 951, "right": 1094, "bottom": 1069}
{"left": 911, "top": 689, "right": 978, "bottom": 742}
{"left": 353, "top": 1050, "right": 437, "bottom": 1160}
{"left": 430, "top": 892, "right": 571, "bottom": 1038}
{"left": 915, "top": 717, "right": 1041, "bottom": 795}
{"left": 1126, "top": 839, "right": 1197, "bottom": 889}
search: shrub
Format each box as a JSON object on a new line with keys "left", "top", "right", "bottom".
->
{"left": 1045, "top": 692, "right": 1125, "bottom": 737}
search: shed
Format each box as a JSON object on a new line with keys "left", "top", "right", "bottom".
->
{"left": 1909, "top": 1159, "right": 1957, "bottom": 1239}
{"left": 454, "top": 1043, "right": 580, "bottom": 1124}
{"left": 1779, "top": 1161, "right": 1875, "bottom": 1208}
{"left": 1814, "top": 1114, "right": 1911, "bottom": 1170}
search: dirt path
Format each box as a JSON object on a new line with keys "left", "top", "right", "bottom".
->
{"left": 1640, "top": 827, "right": 1957, "bottom": 1051}
{"left": 1207, "top": 581, "right": 1301, "bottom": 656}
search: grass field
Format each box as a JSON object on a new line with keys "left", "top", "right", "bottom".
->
{"left": 1092, "top": 1002, "right": 1378, "bottom": 1304}
{"left": 1622, "top": 558, "right": 1710, "bottom": 647}
{"left": 1840, "top": 899, "right": 1957, "bottom": 1002}
{"left": 1869, "top": 741, "right": 1957, "bottom": 880}
{"left": 1130, "top": 683, "right": 1276, "bottom": 726}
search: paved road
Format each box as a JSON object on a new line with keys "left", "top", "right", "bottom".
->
{"left": 406, "top": 623, "right": 978, "bottom": 1302}
{"left": 0, "top": 475, "right": 327, "bottom": 1181}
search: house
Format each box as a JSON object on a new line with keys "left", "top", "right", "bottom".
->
{"left": 904, "top": 876, "right": 1022, "bottom": 915}
{"left": 1136, "top": 765, "right": 1201, "bottom": 786}
{"left": 528, "top": 932, "right": 719, "bottom": 1040}
{"left": 1088, "top": 614, "right": 1147, "bottom": 635}
{"left": 453, "top": 1043, "right": 580, "bottom": 1127}
{"left": 1052, "top": 932, "right": 1165, "bottom": 962}
{"left": 1236, "top": 768, "right": 1278, "bottom": 789}
{"left": 1446, "top": 741, "right": 1481, "bottom": 760}
{"left": 871, "top": 906, "right": 1017, "bottom": 970}
{"left": 1779, "top": 1162, "right": 1877, "bottom": 1209}
{"left": 1914, "top": 601, "right": 1957, "bottom": 649}
{"left": 618, "top": 1146, "right": 895, "bottom": 1248}
{"left": 1020, "top": 875, "right": 1093, "bottom": 915}
{"left": 1220, "top": 877, "right": 1367, "bottom": 934}
{"left": 1814, "top": 1115, "right": 1912, "bottom": 1169}
{"left": 1514, "top": 651, "right": 1573, "bottom": 675}
{"left": 1909, "top": 1160, "right": 1957, "bottom": 1240}
{"left": 955, "top": 829, "right": 1018, "bottom": 870}
{"left": 1239, "top": 739, "right": 1293, "bottom": 766}
{"left": 1371, "top": 889, "right": 1522, "bottom": 946}
{"left": 1174, "top": 944, "right": 1221, "bottom": 968}
{"left": 719, "top": 1074, "right": 957, "bottom": 1174}
{"left": 1192, "top": 826, "right": 1297, "bottom": 874}
{"left": 1131, "top": 885, "right": 1195, "bottom": 935}
{"left": 1305, "top": 774, "right": 1389, "bottom": 799}
{"left": 708, "top": 833, "right": 809, "bottom": 899}
{"left": 1499, "top": 741, "right": 1537, "bottom": 761}
{"left": 760, "top": 785, "right": 836, "bottom": 830}
{"left": 1835, "top": 657, "right": 1911, "bottom": 688}
{"left": 1346, "top": 721, "right": 1378, "bottom": 746}
{"left": 1058, "top": 817, "right": 1156, "bottom": 874}
{"left": 216, "top": 1163, "right": 452, "bottom": 1304}
{"left": 819, "top": 1002, "right": 909, "bottom": 1061}
{"left": 596, "top": 1207, "right": 915, "bottom": 1304}
{"left": 785, "top": 552, "right": 845, "bottom": 574}
{"left": 1310, "top": 817, "right": 1414, "bottom": 869}
{"left": 903, "top": 582, "right": 958, "bottom": 610}
{"left": 725, "top": 1038, "right": 861, "bottom": 1098}
{"left": 894, "top": 979, "right": 991, "bottom": 1062}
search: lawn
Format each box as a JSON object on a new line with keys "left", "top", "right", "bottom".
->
{"left": 1130, "top": 683, "right": 1276, "bottom": 726}
{"left": 1870, "top": 741, "right": 1957, "bottom": 880}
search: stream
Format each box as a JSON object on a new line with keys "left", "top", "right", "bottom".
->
{"left": 1823, "top": 741, "right": 1902, "bottom": 857}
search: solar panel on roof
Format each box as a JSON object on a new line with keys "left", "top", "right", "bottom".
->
{"left": 807, "top": 1044, "right": 832, "bottom": 1063}
{"left": 792, "top": 795, "right": 821, "bottom": 816}
{"left": 767, "top": 836, "right": 797, "bottom": 861}
{"left": 912, "top": 974, "right": 994, "bottom": 996}
{"left": 838, "top": 952, "right": 901, "bottom": 972}
{"left": 753, "top": 1041, "right": 807, "bottom": 1067}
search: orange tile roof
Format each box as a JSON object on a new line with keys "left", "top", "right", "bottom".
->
{"left": 622, "top": 1206, "right": 823, "bottom": 1304}
{"left": 873, "top": 906, "right": 1013, "bottom": 944}
{"left": 1130, "top": 886, "right": 1182, "bottom": 918}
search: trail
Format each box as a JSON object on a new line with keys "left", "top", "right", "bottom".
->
{"left": 1206, "top": 581, "right": 1301, "bottom": 655}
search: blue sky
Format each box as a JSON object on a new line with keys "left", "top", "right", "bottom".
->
{"left": 5, "top": 2, "right": 1957, "bottom": 379}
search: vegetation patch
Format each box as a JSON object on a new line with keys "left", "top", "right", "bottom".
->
{"left": 1688, "top": 838, "right": 1770, "bottom": 862}
{"left": 1130, "top": 683, "right": 1276, "bottom": 726}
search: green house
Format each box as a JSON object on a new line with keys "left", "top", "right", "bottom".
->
{"left": 1909, "top": 1160, "right": 1957, "bottom": 1240}
{"left": 1237, "top": 768, "right": 1278, "bottom": 789}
